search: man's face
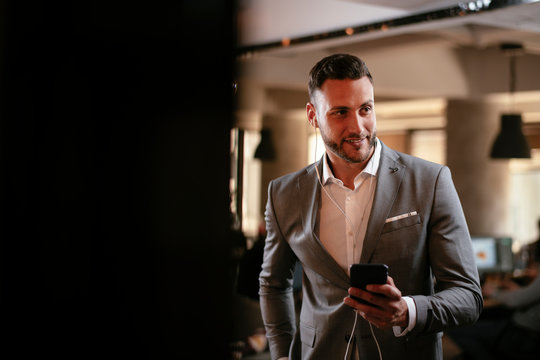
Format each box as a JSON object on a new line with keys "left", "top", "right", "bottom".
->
{"left": 308, "top": 77, "right": 377, "bottom": 166}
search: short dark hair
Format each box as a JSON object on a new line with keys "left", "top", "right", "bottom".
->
{"left": 308, "top": 54, "right": 373, "bottom": 102}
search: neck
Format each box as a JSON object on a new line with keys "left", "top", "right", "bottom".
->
{"left": 327, "top": 154, "right": 371, "bottom": 190}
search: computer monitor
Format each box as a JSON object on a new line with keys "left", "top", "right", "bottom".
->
{"left": 471, "top": 237, "right": 513, "bottom": 273}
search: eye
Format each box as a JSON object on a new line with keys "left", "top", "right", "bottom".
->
{"left": 360, "top": 106, "right": 372, "bottom": 115}
{"left": 330, "top": 109, "right": 348, "bottom": 117}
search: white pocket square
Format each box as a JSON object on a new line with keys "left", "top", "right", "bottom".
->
{"left": 385, "top": 211, "right": 418, "bottom": 224}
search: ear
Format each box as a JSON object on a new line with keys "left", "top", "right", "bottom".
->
{"left": 306, "top": 102, "right": 318, "bottom": 128}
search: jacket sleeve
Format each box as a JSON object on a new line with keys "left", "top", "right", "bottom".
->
{"left": 411, "top": 166, "right": 483, "bottom": 335}
{"left": 259, "top": 180, "right": 298, "bottom": 359}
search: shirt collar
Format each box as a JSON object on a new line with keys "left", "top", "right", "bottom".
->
{"left": 322, "top": 138, "right": 381, "bottom": 186}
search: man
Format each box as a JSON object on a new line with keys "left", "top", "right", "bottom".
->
{"left": 259, "top": 54, "right": 482, "bottom": 359}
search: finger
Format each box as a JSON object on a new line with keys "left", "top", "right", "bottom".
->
{"left": 366, "top": 276, "right": 402, "bottom": 299}
{"left": 354, "top": 303, "right": 394, "bottom": 328}
{"left": 348, "top": 287, "right": 386, "bottom": 306}
{"left": 365, "top": 284, "right": 401, "bottom": 301}
{"left": 344, "top": 294, "right": 381, "bottom": 313}
{"left": 354, "top": 289, "right": 404, "bottom": 322}
{"left": 345, "top": 295, "right": 403, "bottom": 329}
{"left": 365, "top": 307, "right": 407, "bottom": 329}
{"left": 348, "top": 289, "right": 389, "bottom": 311}
{"left": 363, "top": 301, "right": 407, "bottom": 327}
{"left": 357, "top": 310, "right": 391, "bottom": 329}
{"left": 362, "top": 313, "right": 393, "bottom": 329}
{"left": 348, "top": 286, "right": 365, "bottom": 298}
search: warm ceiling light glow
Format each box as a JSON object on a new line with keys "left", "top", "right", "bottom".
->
{"left": 345, "top": 27, "right": 354, "bottom": 36}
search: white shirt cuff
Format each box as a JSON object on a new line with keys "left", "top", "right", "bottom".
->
{"left": 392, "top": 296, "right": 416, "bottom": 337}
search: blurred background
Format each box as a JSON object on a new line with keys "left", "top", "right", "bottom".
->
{"left": 231, "top": 1, "right": 540, "bottom": 359}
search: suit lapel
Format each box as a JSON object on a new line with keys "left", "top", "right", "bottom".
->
{"left": 360, "top": 143, "right": 405, "bottom": 263}
{"left": 297, "top": 160, "right": 350, "bottom": 288}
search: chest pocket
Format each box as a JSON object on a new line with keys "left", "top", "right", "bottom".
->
{"left": 381, "top": 213, "right": 421, "bottom": 234}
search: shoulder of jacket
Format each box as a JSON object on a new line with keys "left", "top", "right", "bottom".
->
{"left": 381, "top": 142, "right": 444, "bottom": 173}
{"left": 271, "top": 162, "right": 318, "bottom": 187}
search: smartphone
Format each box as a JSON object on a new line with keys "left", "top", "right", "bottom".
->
{"left": 349, "top": 264, "right": 388, "bottom": 304}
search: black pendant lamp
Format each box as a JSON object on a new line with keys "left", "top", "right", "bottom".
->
{"left": 254, "top": 128, "right": 276, "bottom": 160}
{"left": 491, "top": 114, "right": 531, "bottom": 158}
{"left": 490, "top": 43, "right": 531, "bottom": 159}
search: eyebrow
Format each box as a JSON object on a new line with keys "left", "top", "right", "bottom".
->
{"left": 329, "top": 100, "right": 374, "bottom": 111}
{"left": 362, "top": 99, "right": 374, "bottom": 106}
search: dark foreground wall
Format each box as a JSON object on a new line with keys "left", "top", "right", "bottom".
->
{"left": 0, "top": 1, "right": 234, "bottom": 358}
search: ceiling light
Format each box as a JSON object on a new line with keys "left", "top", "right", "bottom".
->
{"left": 490, "top": 114, "right": 531, "bottom": 158}
{"left": 490, "top": 43, "right": 531, "bottom": 159}
{"left": 254, "top": 129, "right": 276, "bottom": 160}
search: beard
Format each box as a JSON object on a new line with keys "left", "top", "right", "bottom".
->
{"left": 321, "top": 130, "right": 377, "bottom": 164}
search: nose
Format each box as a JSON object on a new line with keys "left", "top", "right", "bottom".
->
{"left": 349, "top": 111, "right": 367, "bottom": 135}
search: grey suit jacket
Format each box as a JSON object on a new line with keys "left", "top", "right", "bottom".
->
{"left": 259, "top": 142, "right": 483, "bottom": 360}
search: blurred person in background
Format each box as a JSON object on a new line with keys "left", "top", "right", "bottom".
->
{"left": 448, "top": 218, "right": 540, "bottom": 360}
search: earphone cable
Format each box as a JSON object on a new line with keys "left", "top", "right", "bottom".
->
{"left": 313, "top": 129, "right": 382, "bottom": 360}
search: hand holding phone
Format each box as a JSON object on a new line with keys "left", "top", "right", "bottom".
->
{"left": 346, "top": 264, "right": 409, "bottom": 329}
{"left": 349, "top": 264, "right": 388, "bottom": 304}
